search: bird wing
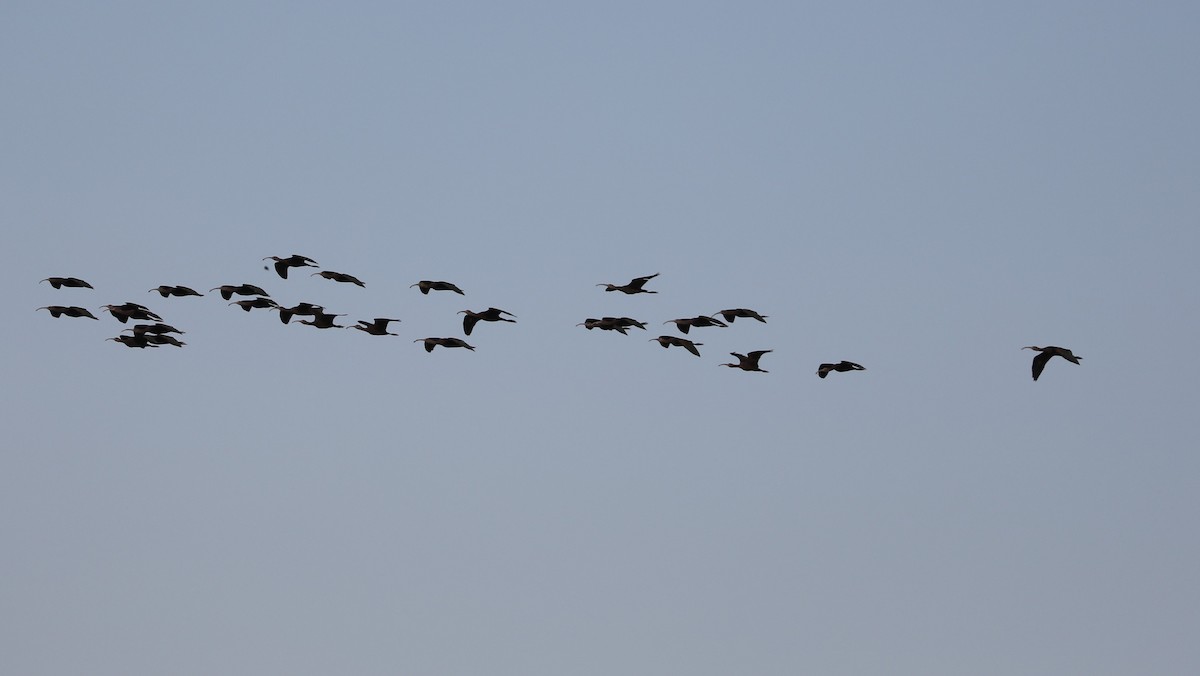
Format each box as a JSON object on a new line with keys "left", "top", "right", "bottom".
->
{"left": 683, "top": 341, "right": 701, "bottom": 357}
{"left": 274, "top": 261, "right": 289, "bottom": 278}
{"left": 462, "top": 314, "right": 479, "bottom": 335}
{"left": 1031, "top": 351, "right": 1051, "bottom": 381}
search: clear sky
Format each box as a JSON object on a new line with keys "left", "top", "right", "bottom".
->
{"left": 4, "top": 2, "right": 1199, "bottom": 674}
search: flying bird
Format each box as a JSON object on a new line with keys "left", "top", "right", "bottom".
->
{"left": 459, "top": 307, "right": 517, "bottom": 336}
{"left": 274, "top": 302, "right": 324, "bottom": 324}
{"left": 411, "top": 280, "right": 465, "bottom": 295}
{"left": 650, "top": 335, "right": 703, "bottom": 356}
{"left": 414, "top": 337, "right": 475, "bottom": 352}
{"left": 353, "top": 318, "right": 403, "bottom": 336}
{"left": 144, "top": 334, "right": 186, "bottom": 347}
{"left": 149, "top": 285, "right": 204, "bottom": 298}
{"left": 714, "top": 308, "right": 768, "bottom": 324}
{"left": 664, "top": 315, "right": 727, "bottom": 334}
{"left": 38, "top": 306, "right": 99, "bottom": 320}
{"left": 721, "top": 350, "right": 772, "bottom": 373}
{"left": 41, "top": 277, "right": 93, "bottom": 289}
{"left": 1022, "top": 346, "right": 1082, "bottom": 381}
{"left": 597, "top": 273, "right": 658, "bottom": 294}
{"left": 101, "top": 303, "right": 163, "bottom": 323}
{"left": 229, "top": 297, "right": 280, "bottom": 312}
{"left": 263, "top": 254, "right": 318, "bottom": 279}
{"left": 124, "top": 322, "right": 184, "bottom": 336}
{"left": 817, "top": 361, "right": 866, "bottom": 378}
{"left": 108, "top": 335, "right": 158, "bottom": 349}
{"left": 312, "top": 270, "right": 365, "bottom": 287}
{"left": 210, "top": 284, "right": 269, "bottom": 300}
{"left": 297, "top": 311, "right": 347, "bottom": 329}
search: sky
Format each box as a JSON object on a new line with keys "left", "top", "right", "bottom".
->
{"left": 3, "top": 2, "right": 1199, "bottom": 674}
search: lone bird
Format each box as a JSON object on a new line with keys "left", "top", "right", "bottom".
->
{"left": 149, "top": 285, "right": 204, "bottom": 298}
{"left": 411, "top": 280, "right": 465, "bottom": 295}
{"left": 715, "top": 308, "right": 768, "bottom": 324}
{"left": 353, "top": 317, "right": 403, "bottom": 336}
{"left": 721, "top": 350, "right": 772, "bottom": 373}
{"left": 229, "top": 297, "right": 280, "bottom": 312}
{"left": 312, "top": 270, "right": 365, "bottom": 287}
{"left": 664, "top": 315, "right": 727, "bottom": 334}
{"left": 459, "top": 307, "right": 517, "bottom": 335}
{"left": 41, "top": 277, "right": 93, "bottom": 289}
{"left": 38, "top": 306, "right": 99, "bottom": 320}
{"left": 414, "top": 337, "right": 475, "bottom": 352}
{"left": 263, "top": 254, "right": 318, "bottom": 279}
{"left": 210, "top": 284, "right": 270, "bottom": 300}
{"left": 817, "top": 361, "right": 866, "bottom": 378}
{"left": 650, "top": 335, "right": 703, "bottom": 357}
{"left": 297, "top": 311, "right": 347, "bottom": 329}
{"left": 1023, "top": 345, "right": 1082, "bottom": 381}
{"left": 108, "top": 335, "right": 158, "bottom": 349}
{"left": 274, "top": 302, "right": 324, "bottom": 324}
{"left": 597, "top": 273, "right": 658, "bottom": 294}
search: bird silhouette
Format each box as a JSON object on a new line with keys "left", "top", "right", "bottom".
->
{"left": 664, "top": 315, "right": 727, "bottom": 334}
{"left": 597, "top": 273, "right": 658, "bottom": 294}
{"left": 229, "top": 297, "right": 280, "bottom": 312}
{"left": 143, "top": 334, "right": 186, "bottom": 347}
{"left": 714, "top": 308, "right": 768, "bottom": 323}
{"left": 1022, "top": 346, "right": 1082, "bottom": 381}
{"left": 817, "top": 361, "right": 866, "bottom": 378}
{"left": 124, "top": 322, "right": 184, "bottom": 336}
{"left": 41, "top": 277, "right": 93, "bottom": 289}
{"left": 297, "top": 311, "right": 346, "bottom": 329}
{"left": 459, "top": 307, "right": 517, "bottom": 336}
{"left": 721, "top": 350, "right": 772, "bottom": 373}
{"left": 263, "top": 254, "right": 318, "bottom": 279}
{"left": 312, "top": 270, "right": 365, "bottom": 287}
{"left": 149, "top": 285, "right": 204, "bottom": 298}
{"left": 101, "top": 303, "right": 163, "bottom": 323}
{"left": 411, "top": 280, "right": 465, "bottom": 295}
{"left": 210, "top": 284, "right": 269, "bottom": 300}
{"left": 108, "top": 334, "right": 158, "bottom": 348}
{"left": 273, "top": 302, "right": 324, "bottom": 324}
{"left": 414, "top": 337, "right": 475, "bottom": 352}
{"left": 650, "top": 335, "right": 703, "bottom": 356}
{"left": 353, "top": 318, "right": 402, "bottom": 336}
{"left": 38, "top": 305, "right": 99, "bottom": 320}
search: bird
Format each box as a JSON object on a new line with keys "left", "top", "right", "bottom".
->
{"left": 108, "top": 334, "right": 158, "bottom": 349}
{"left": 597, "top": 273, "right": 658, "bottom": 294}
{"left": 144, "top": 334, "right": 186, "bottom": 347}
{"left": 411, "top": 280, "right": 465, "bottom": 295}
{"left": 297, "top": 311, "right": 346, "bottom": 329}
{"left": 263, "top": 254, "right": 318, "bottom": 279}
{"left": 577, "top": 317, "right": 629, "bottom": 334}
{"left": 650, "top": 335, "right": 703, "bottom": 357}
{"left": 459, "top": 307, "right": 517, "bottom": 336}
{"left": 664, "top": 315, "right": 727, "bottom": 334}
{"left": 149, "top": 285, "right": 204, "bottom": 298}
{"left": 414, "top": 337, "right": 475, "bottom": 352}
{"left": 352, "top": 318, "right": 402, "bottom": 336}
{"left": 721, "top": 350, "right": 772, "bottom": 373}
{"left": 38, "top": 305, "right": 99, "bottom": 320}
{"left": 1022, "top": 346, "right": 1082, "bottom": 381}
{"left": 210, "top": 284, "right": 270, "bottom": 300}
{"left": 273, "top": 302, "right": 324, "bottom": 325}
{"left": 715, "top": 308, "right": 768, "bottom": 323}
{"left": 229, "top": 297, "right": 280, "bottom": 312}
{"left": 124, "top": 322, "right": 184, "bottom": 336}
{"left": 41, "top": 277, "right": 93, "bottom": 289}
{"left": 312, "top": 270, "right": 365, "bottom": 287}
{"left": 817, "top": 361, "right": 866, "bottom": 378}
{"left": 101, "top": 303, "right": 163, "bottom": 323}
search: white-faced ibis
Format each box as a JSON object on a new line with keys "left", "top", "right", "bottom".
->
{"left": 715, "top": 308, "right": 768, "bottom": 323}
{"left": 312, "top": 270, "right": 365, "bottom": 287}
{"left": 817, "top": 361, "right": 865, "bottom": 378}
{"left": 229, "top": 297, "right": 280, "bottom": 312}
{"left": 144, "top": 334, "right": 186, "bottom": 347}
{"left": 650, "top": 335, "right": 703, "bottom": 357}
{"left": 273, "top": 302, "right": 324, "bottom": 324}
{"left": 1023, "top": 346, "right": 1082, "bottom": 381}
{"left": 297, "top": 311, "right": 346, "bottom": 329}
{"left": 577, "top": 317, "right": 628, "bottom": 334}
{"left": 411, "top": 280, "right": 465, "bottom": 295}
{"left": 414, "top": 337, "right": 475, "bottom": 352}
{"left": 41, "top": 277, "right": 93, "bottom": 289}
{"left": 459, "top": 307, "right": 517, "bottom": 336}
{"left": 210, "top": 284, "right": 270, "bottom": 300}
{"left": 721, "top": 350, "right": 772, "bottom": 373}
{"left": 597, "top": 273, "right": 658, "bottom": 294}
{"left": 125, "top": 322, "right": 184, "bottom": 336}
{"left": 353, "top": 318, "right": 403, "bottom": 336}
{"left": 149, "top": 285, "right": 204, "bottom": 297}
{"left": 664, "top": 315, "right": 727, "bottom": 334}
{"left": 38, "top": 305, "right": 99, "bottom": 320}
{"left": 108, "top": 334, "right": 158, "bottom": 348}
{"left": 101, "top": 303, "right": 163, "bottom": 323}
{"left": 263, "top": 254, "right": 318, "bottom": 279}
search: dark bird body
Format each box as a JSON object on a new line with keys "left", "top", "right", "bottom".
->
{"left": 651, "top": 335, "right": 703, "bottom": 356}
{"left": 817, "top": 361, "right": 866, "bottom": 378}
{"left": 38, "top": 305, "right": 99, "bottom": 320}
{"left": 230, "top": 297, "right": 280, "bottom": 312}
{"left": 108, "top": 334, "right": 158, "bottom": 348}
{"left": 664, "top": 315, "right": 727, "bottom": 334}
{"left": 101, "top": 303, "right": 163, "bottom": 323}
{"left": 274, "top": 302, "right": 324, "bottom": 324}
{"left": 721, "top": 350, "right": 772, "bottom": 373}
{"left": 411, "top": 280, "right": 465, "bottom": 295}
{"left": 210, "top": 284, "right": 270, "bottom": 300}
{"left": 150, "top": 285, "right": 204, "bottom": 298}
{"left": 459, "top": 308, "right": 516, "bottom": 335}
{"left": 577, "top": 317, "right": 647, "bottom": 334}
{"left": 264, "top": 254, "right": 318, "bottom": 279}
{"left": 597, "top": 273, "right": 658, "bottom": 294}
{"left": 715, "top": 308, "right": 768, "bottom": 323}
{"left": 353, "top": 318, "right": 402, "bottom": 336}
{"left": 415, "top": 337, "right": 475, "bottom": 352}
{"left": 125, "top": 322, "right": 184, "bottom": 336}
{"left": 297, "top": 311, "right": 346, "bottom": 329}
{"left": 144, "top": 334, "right": 186, "bottom": 347}
{"left": 312, "top": 270, "right": 365, "bottom": 287}
{"left": 41, "top": 277, "right": 93, "bottom": 289}
{"left": 1023, "top": 346, "right": 1082, "bottom": 381}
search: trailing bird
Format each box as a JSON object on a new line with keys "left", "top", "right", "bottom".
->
{"left": 817, "top": 361, "right": 866, "bottom": 378}
{"left": 108, "top": 334, "right": 158, "bottom": 349}
{"left": 263, "top": 254, "right": 318, "bottom": 279}
{"left": 210, "top": 284, "right": 269, "bottom": 300}
{"left": 312, "top": 270, "right": 365, "bottom": 287}
{"left": 41, "top": 277, "right": 93, "bottom": 289}
{"left": 149, "top": 285, "right": 204, "bottom": 298}
{"left": 414, "top": 337, "right": 475, "bottom": 352}
{"left": 597, "top": 273, "right": 658, "bottom": 294}
{"left": 101, "top": 303, "right": 163, "bottom": 323}
{"left": 715, "top": 308, "right": 768, "bottom": 323}
{"left": 664, "top": 315, "right": 727, "bottom": 334}
{"left": 274, "top": 302, "right": 324, "bottom": 325}
{"left": 721, "top": 350, "right": 772, "bottom": 373}
{"left": 459, "top": 307, "right": 517, "bottom": 336}
{"left": 38, "top": 305, "right": 99, "bottom": 320}
{"left": 229, "top": 297, "right": 280, "bottom": 312}
{"left": 1022, "top": 346, "right": 1082, "bottom": 381}
{"left": 353, "top": 318, "right": 403, "bottom": 336}
{"left": 411, "top": 280, "right": 465, "bottom": 295}
{"left": 650, "top": 335, "right": 703, "bottom": 357}
{"left": 297, "top": 311, "right": 346, "bottom": 329}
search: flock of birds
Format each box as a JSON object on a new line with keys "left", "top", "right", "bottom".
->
{"left": 37, "top": 260, "right": 1083, "bottom": 380}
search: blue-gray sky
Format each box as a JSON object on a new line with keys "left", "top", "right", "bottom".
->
{"left": 4, "top": 2, "right": 1199, "bottom": 674}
